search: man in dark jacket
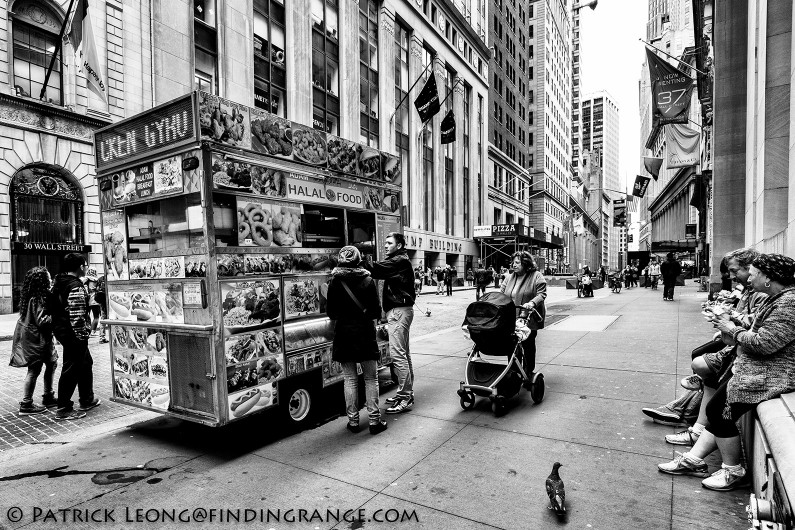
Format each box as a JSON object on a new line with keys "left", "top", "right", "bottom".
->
{"left": 660, "top": 252, "right": 683, "bottom": 301}
{"left": 50, "top": 253, "right": 100, "bottom": 420}
{"left": 474, "top": 261, "right": 490, "bottom": 300}
{"left": 364, "top": 232, "right": 416, "bottom": 414}
{"left": 443, "top": 266, "right": 453, "bottom": 296}
{"left": 435, "top": 266, "right": 444, "bottom": 295}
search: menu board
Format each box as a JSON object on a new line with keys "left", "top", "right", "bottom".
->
{"left": 227, "top": 380, "right": 277, "bottom": 419}
{"left": 152, "top": 155, "right": 184, "bottom": 195}
{"left": 129, "top": 256, "right": 185, "bottom": 279}
{"left": 286, "top": 348, "right": 324, "bottom": 376}
{"left": 102, "top": 209, "right": 129, "bottom": 281}
{"left": 107, "top": 283, "right": 185, "bottom": 324}
{"left": 111, "top": 325, "right": 170, "bottom": 410}
{"left": 198, "top": 92, "right": 251, "bottom": 150}
{"left": 110, "top": 155, "right": 184, "bottom": 206}
{"left": 236, "top": 198, "right": 302, "bottom": 248}
{"left": 217, "top": 252, "right": 337, "bottom": 277}
{"left": 221, "top": 279, "right": 281, "bottom": 330}
{"left": 283, "top": 276, "right": 324, "bottom": 319}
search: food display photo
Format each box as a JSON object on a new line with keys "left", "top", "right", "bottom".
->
{"left": 244, "top": 254, "right": 291, "bottom": 275}
{"left": 320, "top": 346, "right": 344, "bottom": 387}
{"left": 358, "top": 146, "right": 381, "bottom": 180}
{"left": 129, "top": 258, "right": 165, "bottom": 279}
{"left": 185, "top": 255, "right": 207, "bottom": 277}
{"left": 217, "top": 254, "right": 244, "bottom": 277}
{"left": 162, "top": 256, "right": 186, "bottom": 278}
{"left": 102, "top": 210, "right": 129, "bottom": 281}
{"left": 199, "top": 92, "right": 251, "bottom": 149}
{"left": 381, "top": 153, "right": 401, "bottom": 186}
{"left": 237, "top": 198, "right": 303, "bottom": 248}
{"left": 286, "top": 253, "right": 337, "bottom": 273}
{"left": 291, "top": 125, "right": 328, "bottom": 166}
{"left": 224, "top": 328, "right": 283, "bottom": 365}
{"left": 108, "top": 290, "right": 132, "bottom": 320}
{"left": 283, "top": 276, "right": 321, "bottom": 319}
{"left": 381, "top": 190, "right": 400, "bottom": 214}
{"left": 250, "top": 108, "right": 293, "bottom": 159}
{"left": 362, "top": 185, "right": 384, "bottom": 212}
{"left": 251, "top": 165, "right": 288, "bottom": 198}
{"left": 227, "top": 381, "right": 276, "bottom": 419}
{"left": 283, "top": 316, "right": 332, "bottom": 351}
{"left": 211, "top": 154, "right": 253, "bottom": 191}
{"left": 152, "top": 155, "right": 184, "bottom": 195}
{"left": 286, "top": 348, "right": 323, "bottom": 377}
{"left": 111, "top": 326, "right": 171, "bottom": 410}
{"left": 221, "top": 280, "right": 282, "bottom": 329}
{"left": 326, "top": 135, "right": 361, "bottom": 175}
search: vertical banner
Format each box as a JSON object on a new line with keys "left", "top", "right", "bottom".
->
{"left": 632, "top": 175, "right": 651, "bottom": 198}
{"left": 414, "top": 74, "right": 441, "bottom": 123}
{"left": 613, "top": 199, "right": 627, "bottom": 227}
{"left": 440, "top": 110, "right": 456, "bottom": 144}
{"left": 68, "top": 0, "right": 108, "bottom": 102}
{"left": 645, "top": 47, "right": 693, "bottom": 125}
{"left": 665, "top": 124, "right": 700, "bottom": 168}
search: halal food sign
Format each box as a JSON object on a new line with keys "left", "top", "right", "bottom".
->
{"left": 285, "top": 175, "right": 364, "bottom": 209}
{"left": 95, "top": 95, "right": 196, "bottom": 170}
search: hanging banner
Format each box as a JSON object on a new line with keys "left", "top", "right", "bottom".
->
{"left": 613, "top": 199, "right": 627, "bottom": 227}
{"left": 632, "top": 175, "right": 651, "bottom": 199}
{"left": 665, "top": 124, "right": 700, "bottom": 168}
{"left": 414, "top": 74, "right": 441, "bottom": 123}
{"left": 643, "top": 156, "right": 663, "bottom": 180}
{"left": 645, "top": 47, "right": 693, "bottom": 125}
{"left": 440, "top": 110, "right": 456, "bottom": 144}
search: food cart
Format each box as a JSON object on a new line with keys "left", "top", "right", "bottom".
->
{"left": 94, "top": 91, "right": 402, "bottom": 427}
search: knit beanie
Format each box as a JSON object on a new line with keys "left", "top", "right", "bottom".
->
{"left": 752, "top": 253, "right": 795, "bottom": 285}
{"left": 337, "top": 245, "right": 362, "bottom": 267}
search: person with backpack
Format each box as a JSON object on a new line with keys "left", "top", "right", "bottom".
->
{"left": 435, "top": 266, "right": 445, "bottom": 295}
{"left": 327, "top": 246, "right": 387, "bottom": 435}
{"left": 474, "top": 261, "right": 490, "bottom": 300}
{"left": 51, "top": 253, "right": 100, "bottom": 421}
{"left": 443, "top": 265, "right": 453, "bottom": 296}
{"left": 10, "top": 266, "right": 58, "bottom": 416}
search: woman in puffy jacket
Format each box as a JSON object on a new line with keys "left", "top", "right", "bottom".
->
{"left": 10, "top": 266, "right": 58, "bottom": 415}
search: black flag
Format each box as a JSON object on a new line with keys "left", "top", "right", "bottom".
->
{"left": 440, "top": 110, "right": 456, "bottom": 144}
{"left": 632, "top": 175, "right": 651, "bottom": 198}
{"left": 414, "top": 74, "right": 441, "bottom": 123}
{"left": 645, "top": 47, "right": 693, "bottom": 126}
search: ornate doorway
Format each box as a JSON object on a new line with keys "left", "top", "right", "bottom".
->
{"left": 10, "top": 163, "right": 88, "bottom": 311}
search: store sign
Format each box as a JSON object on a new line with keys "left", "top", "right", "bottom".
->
{"left": 491, "top": 224, "right": 528, "bottom": 237}
{"left": 473, "top": 225, "right": 492, "bottom": 238}
{"left": 613, "top": 199, "right": 627, "bottom": 227}
{"left": 95, "top": 94, "right": 196, "bottom": 170}
{"left": 12, "top": 242, "right": 92, "bottom": 254}
{"left": 285, "top": 175, "right": 364, "bottom": 209}
{"left": 685, "top": 223, "right": 697, "bottom": 239}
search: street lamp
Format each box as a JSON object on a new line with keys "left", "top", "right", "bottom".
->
{"left": 572, "top": 0, "right": 597, "bottom": 12}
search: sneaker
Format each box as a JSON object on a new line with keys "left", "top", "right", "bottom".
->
{"left": 78, "top": 398, "right": 101, "bottom": 412}
{"left": 658, "top": 452, "right": 709, "bottom": 476}
{"left": 701, "top": 465, "right": 749, "bottom": 491}
{"left": 666, "top": 427, "right": 701, "bottom": 446}
{"left": 54, "top": 409, "right": 87, "bottom": 421}
{"left": 41, "top": 394, "right": 58, "bottom": 409}
{"left": 641, "top": 405, "right": 689, "bottom": 426}
{"left": 385, "top": 395, "right": 402, "bottom": 406}
{"left": 680, "top": 375, "right": 704, "bottom": 391}
{"left": 369, "top": 419, "right": 388, "bottom": 434}
{"left": 386, "top": 396, "right": 414, "bottom": 414}
{"left": 346, "top": 422, "right": 361, "bottom": 434}
{"left": 18, "top": 403, "right": 47, "bottom": 416}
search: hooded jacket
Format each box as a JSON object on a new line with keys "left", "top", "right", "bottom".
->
{"left": 365, "top": 248, "right": 415, "bottom": 312}
{"left": 326, "top": 266, "right": 382, "bottom": 363}
{"left": 50, "top": 273, "right": 90, "bottom": 343}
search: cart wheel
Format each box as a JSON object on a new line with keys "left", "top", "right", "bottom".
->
{"left": 460, "top": 392, "right": 476, "bottom": 410}
{"left": 530, "top": 373, "right": 545, "bottom": 404}
{"left": 286, "top": 388, "right": 312, "bottom": 422}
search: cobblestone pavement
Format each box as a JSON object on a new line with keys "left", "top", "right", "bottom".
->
{"left": 0, "top": 335, "right": 144, "bottom": 451}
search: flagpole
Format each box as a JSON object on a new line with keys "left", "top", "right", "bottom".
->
{"left": 640, "top": 38, "right": 708, "bottom": 76}
{"left": 41, "top": 0, "right": 76, "bottom": 101}
{"left": 389, "top": 59, "right": 434, "bottom": 124}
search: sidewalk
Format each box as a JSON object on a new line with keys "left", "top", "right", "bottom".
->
{"left": 0, "top": 282, "right": 749, "bottom": 529}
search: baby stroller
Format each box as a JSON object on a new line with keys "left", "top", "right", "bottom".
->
{"left": 458, "top": 293, "right": 545, "bottom": 416}
{"left": 577, "top": 273, "right": 594, "bottom": 297}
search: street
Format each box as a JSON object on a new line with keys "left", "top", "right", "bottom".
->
{"left": 0, "top": 283, "right": 749, "bottom": 529}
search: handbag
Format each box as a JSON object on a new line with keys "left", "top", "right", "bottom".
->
{"left": 691, "top": 338, "right": 725, "bottom": 360}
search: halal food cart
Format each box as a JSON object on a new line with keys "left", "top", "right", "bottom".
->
{"left": 94, "top": 91, "right": 402, "bottom": 427}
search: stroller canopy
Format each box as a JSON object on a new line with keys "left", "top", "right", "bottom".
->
{"left": 463, "top": 292, "right": 517, "bottom": 355}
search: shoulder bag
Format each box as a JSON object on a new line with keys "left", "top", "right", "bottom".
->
{"left": 341, "top": 280, "right": 367, "bottom": 315}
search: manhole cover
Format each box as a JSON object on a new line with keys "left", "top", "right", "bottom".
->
{"left": 544, "top": 314, "right": 570, "bottom": 326}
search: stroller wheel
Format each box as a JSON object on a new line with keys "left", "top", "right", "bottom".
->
{"left": 459, "top": 392, "right": 476, "bottom": 410}
{"left": 530, "top": 373, "right": 545, "bottom": 404}
{"left": 491, "top": 396, "right": 506, "bottom": 416}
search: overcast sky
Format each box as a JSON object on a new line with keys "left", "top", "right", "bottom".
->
{"left": 578, "top": 0, "right": 650, "bottom": 192}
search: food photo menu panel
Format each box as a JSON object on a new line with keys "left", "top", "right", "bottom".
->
{"left": 111, "top": 326, "right": 170, "bottom": 410}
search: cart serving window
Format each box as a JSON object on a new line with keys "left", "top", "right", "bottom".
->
{"left": 95, "top": 92, "right": 401, "bottom": 427}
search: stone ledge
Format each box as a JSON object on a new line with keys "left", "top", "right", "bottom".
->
{"left": 756, "top": 393, "right": 795, "bottom": 513}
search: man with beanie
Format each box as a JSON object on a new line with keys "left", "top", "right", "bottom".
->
{"left": 50, "top": 253, "right": 100, "bottom": 420}
{"left": 364, "top": 232, "right": 416, "bottom": 413}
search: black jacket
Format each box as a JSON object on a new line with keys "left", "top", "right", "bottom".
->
{"left": 50, "top": 273, "right": 89, "bottom": 343}
{"left": 326, "top": 267, "right": 382, "bottom": 363}
{"left": 660, "top": 259, "right": 682, "bottom": 283}
{"left": 365, "top": 249, "right": 415, "bottom": 312}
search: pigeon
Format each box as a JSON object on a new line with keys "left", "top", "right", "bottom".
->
{"left": 546, "top": 462, "right": 566, "bottom": 516}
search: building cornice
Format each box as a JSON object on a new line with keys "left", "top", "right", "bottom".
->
{"left": 0, "top": 93, "right": 111, "bottom": 143}
{"left": 648, "top": 166, "right": 695, "bottom": 215}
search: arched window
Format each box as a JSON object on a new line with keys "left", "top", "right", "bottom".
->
{"left": 10, "top": 1, "right": 64, "bottom": 104}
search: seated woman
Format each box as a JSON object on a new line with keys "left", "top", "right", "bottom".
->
{"left": 658, "top": 253, "right": 795, "bottom": 491}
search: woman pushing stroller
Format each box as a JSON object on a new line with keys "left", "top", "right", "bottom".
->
{"left": 500, "top": 251, "right": 547, "bottom": 376}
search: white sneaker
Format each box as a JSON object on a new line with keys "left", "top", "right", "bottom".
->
{"left": 665, "top": 427, "right": 700, "bottom": 446}
{"left": 680, "top": 375, "right": 703, "bottom": 391}
{"left": 701, "top": 464, "right": 749, "bottom": 491}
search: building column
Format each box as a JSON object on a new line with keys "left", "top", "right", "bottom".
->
{"left": 378, "top": 8, "right": 396, "bottom": 153}
{"left": 222, "top": 0, "right": 255, "bottom": 106}
{"left": 339, "top": 0, "right": 361, "bottom": 140}
{"left": 287, "top": 0, "right": 312, "bottom": 126}
{"left": 432, "top": 55, "right": 445, "bottom": 235}
{"left": 453, "top": 75, "right": 465, "bottom": 236}
{"left": 408, "top": 35, "right": 424, "bottom": 230}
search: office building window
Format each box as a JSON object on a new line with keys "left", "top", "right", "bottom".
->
{"left": 463, "top": 84, "right": 471, "bottom": 237}
{"left": 254, "top": 0, "right": 287, "bottom": 116}
{"left": 195, "top": 0, "right": 218, "bottom": 93}
{"left": 12, "top": 19, "right": 62, "bottom": 104}
{"left": 359, "top": 0, "right": 378, "bottom": 146}
{"left": 312, "top": 0, "right": 340, "bottom": 134}
{"left": 423, "top": 128, "right": 434, "bottom": 231}
{"left": 395, "top": 22, "right": 410, "bottom": 221}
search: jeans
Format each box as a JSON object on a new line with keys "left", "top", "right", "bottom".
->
{"left": 651, "top": 275, "right": 659, "bottom": 289}
{"left": 663, "top": 284, "right": 675, "bottom": 299}
{"left": 436, "top": 281, "right": 444, "bottom": 294}
{"left": 705, "top": 377, "right": 756, "bottom": 438}
{"left": 476, "top": 285, "right": 486, "bottom": 300}
{"left": 22, "top": 359, "right": 57, "bottom": 405}
{"left": 341, "top": 361, "right": 380, "bottom": 424}
{"left": 446, "top": 282, "right": 453, "bottom": 296}
{"left": 521, "top": 330, "right": 538, "bottom": 374}
{"left": 387, "top": 306, "right": 415, "bottom": 399}
{"left": 57, "top": 338, "right": 95, "bottom": 411}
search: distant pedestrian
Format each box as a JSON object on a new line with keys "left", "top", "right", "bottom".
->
{"left": 82, "top": 268, "right": 101, "bottom": 336}
{"left": 425, "top": 267, "right": 432, "bottom": 286}
{"left": 493, "top": 266, "right": 501, "bottom": 289}
{"left": 599, "top": 266, "right": 607, "bottom": 284}
{"left": 466, "top": 268, "right": 474, "bottom": 287}
{"left": 51, "top": 253, "right": 100, "bottom": 421}
{"left": 95, "top": 274, "right": 109, "bottom": 343}
{"left": 10, "top": 266, "right": 58, "bottom": 416}
{"left": 660, "top": 253, "right": 682, "bottom": 301}
{"left": 474, "top": 261, "right": 490, "bottom": 300}
{"left": 414, "top": 267, "right": 423, "bottom": 296}
{"left": 435, "top": 266, "right": 444, "bottom": 295}
{"left": 444, "top": 266, "right": 453, "bottom": 296}
{"left": 327, "top": 246, "right": 387, "bottom": 435}
{"left": 649, "top": 259, "right": 661, "bottom": 290}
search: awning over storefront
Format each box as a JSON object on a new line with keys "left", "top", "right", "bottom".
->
{"left": 473, "top": 224, "right": 564, "bottom": 263}
{"left": 651, "top": 239, "right": 697, "bottom": 252}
